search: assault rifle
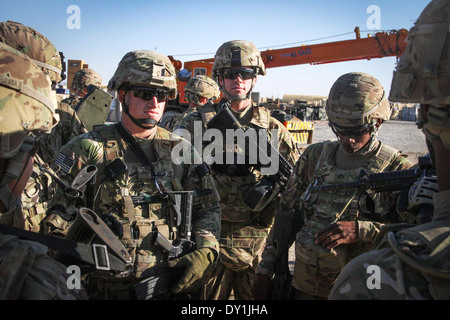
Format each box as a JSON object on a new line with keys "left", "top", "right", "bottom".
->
{"left": 303, "top": 155, "right": 435, "bottom": 222}
{"left": 207, "top": 103, "right": 293, "bottom": 212}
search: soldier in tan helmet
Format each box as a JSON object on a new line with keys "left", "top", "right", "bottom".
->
{"left": 0, "top": 42, "right": 85, "bottom": 299}
{"left": 45, "top": 49, "right": 221, "bottom": 299}
{"left": 64, "top": 67, "right": 103, "bottom": 109}
{"left": 253, "top": 72, "right": 413, "bottom": 300}
{"left": 330, "top": 0, "right": 450, "bottom": 300}
{"left": 165, "top": 75, "right": 219, "bottom": 131}
{"left": 176, "top": 40, "right": 299, "bottom": 300}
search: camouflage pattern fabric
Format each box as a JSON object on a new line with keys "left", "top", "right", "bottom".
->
{"left": 0, "top": 20, "right": 63, "bottom": 84}
{"left": 257, "top": 139, "right": 412, "bottom": 298}
{"left": 327, "top": 72, "right": 391, "bottom": 127}
{"left": 212, "top": 40, "right": 266, "bottom": 77}
{"left": 177, "top": 101, "right": 300, "bottom": 299}
{"left": 0, "top": 233, "right": 86, "bottom": 299}
{"left": 329, "top": 189, "right": 450, "bottom": 300}
{"left": 389, "top": 0, "right": 450, "bottom": 106}
{"left": 72, "top": 68, "right": 102, "bottom": 92}
{"left": 38, "top": 99, "right": 88, "bottom": 164}
{"left": 184, "top": 75, "right": 220, "bottom": 103}
{"left": 46, "top": 124, "right": 221, "bottom": 299}
{"left": 108, "top": 50, "right": 177, "bottom": 99}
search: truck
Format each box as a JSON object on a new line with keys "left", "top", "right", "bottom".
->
{"left": 163, "top": 27, "right": 409, "bottom": 147}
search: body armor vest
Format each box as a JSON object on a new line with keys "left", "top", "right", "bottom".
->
{"left": 293, "top": 140, "right": 402, "bottom": 297}
{"left": 93, "top": 124, "right": 183, "bottom": 279}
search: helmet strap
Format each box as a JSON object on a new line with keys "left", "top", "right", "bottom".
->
{"left": 121, "top": 88, "right": 160, "bottom": 129}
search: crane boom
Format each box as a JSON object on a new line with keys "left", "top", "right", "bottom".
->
{"left": 172, "top": 28, "right": 408, "bottom": 72}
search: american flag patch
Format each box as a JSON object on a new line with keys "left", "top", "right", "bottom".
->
{"left": 54, "top": 152, "right": 75, "bottom": 174}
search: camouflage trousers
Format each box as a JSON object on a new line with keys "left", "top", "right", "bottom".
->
{"left": 201, "top": 261, "right": 255, "bottom": 300}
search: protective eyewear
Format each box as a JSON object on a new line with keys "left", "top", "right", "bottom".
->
{"left": 132, "top": 86, "right": 170, "bottom": 102}
{"left": 222, "top": 68, "right": 256, "bottom": 80}
{"left": 331, "top": 123, "right": 370, "bottom": 137}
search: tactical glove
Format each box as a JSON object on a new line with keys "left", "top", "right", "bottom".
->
{"left": 167, "top": 247, "right": 216, "bottom": 294}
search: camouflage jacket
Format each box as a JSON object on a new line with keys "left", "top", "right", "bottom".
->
{"left": 47, "top": 123, "right": 220, "bottom": 279}
{"left": 257, "top": 138, "right": 412, "bottom": 297}
{"left": 329, "top": 189, "right": 450, "bottom": 300}
{"left": 176, "top": 101, "right": 300, "bottom": 271}
{"left": 38, "top": 99, "right": 87, "bottom": 164}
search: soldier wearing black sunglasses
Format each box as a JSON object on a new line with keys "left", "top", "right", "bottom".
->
{"left": 175, "top": 40, "right": 300, "bottom": 300}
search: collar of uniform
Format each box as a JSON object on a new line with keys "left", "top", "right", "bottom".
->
{"left": 249, "top": 102, "right": 270, "bottom": 129}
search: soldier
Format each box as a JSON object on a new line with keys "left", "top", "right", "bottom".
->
{"left": 45, "top": 50, "right": 221, "bottom": 299}
{"left": 0, "top": 20, "right": 72, "bottom": 231}
{"left": 164, "top": 75, "right": 220, "bottom": 131}
{"left": 175, "top": 40, "right": 299, "bottom": 300}
{"left": 329, "top": 0, "right": 450, "bottom": 300}
{"left": 64, "top": 68, "right": 103, "bottom": 109}
{"left": 0, "top": 42, "right": 85, "bottom": 299}
{"left": 253, "top": 72, "right": 413, "bottom": 300}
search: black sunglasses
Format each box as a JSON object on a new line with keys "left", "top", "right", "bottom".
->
{"left": 331, "top": 123, "right": 371, "bottom": 137}
{"left": 222, "top": 68, "right": 256, "bottom": 80}
{"left": 132, "top": 86, "right": 171, "bottom": 102}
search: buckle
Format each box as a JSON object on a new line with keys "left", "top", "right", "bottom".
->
{"left": 93, "top": 244, "right": 110, "bottom": 271}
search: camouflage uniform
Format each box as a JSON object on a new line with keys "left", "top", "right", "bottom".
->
{"left": 176, "top": 40, "right": 300, "bottom": 300}
{"left": 0, "top": 21, "right": 70, "bottom": 232}
{"left": 165, "top": 75, "right": 220, "bottom": 131}
{"left": 0, "top": 42, "right": 85, "bottom": 299}
{"left": 46, "top": 50, "right": 221, "bottom": 299}
{"left": 329, "top": 0, "right": 450, "bottom": 300}
{"left": 257, "top": 72, "right": 412, "bottom": 299}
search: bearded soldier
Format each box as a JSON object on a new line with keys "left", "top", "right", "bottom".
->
{"left": 164, "top": 75, "right": 220, "bottom": 131}
{"left": 45, "top": 50, "right": 221, "bottom": 299}
{"left": 330, "top": 0, "right": 450, "bottom": 300}
{"left": 253, "top": 72, "right": 413, "bottom": 299}
{"left": 175, "top": 40, "right": 299, "bottom": 300}
{"left": 0, "top": 42, "right": 85, "bottom": 299}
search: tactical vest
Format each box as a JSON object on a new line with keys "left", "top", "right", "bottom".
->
{"left": 197, "top": 104, "right": 279, "bottom": 271}
{"left": 92, "top": 124, "right": 184, "bottom": 280}
{"left": 293, "top": 140, "right": 403, "bottom": 297}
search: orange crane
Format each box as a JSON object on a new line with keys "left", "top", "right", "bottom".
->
{"left": 165, "top": 27, "right": 408, "bottom": 144}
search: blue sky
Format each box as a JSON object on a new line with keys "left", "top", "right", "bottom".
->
{"left": 1, "top": 0, "right": 430, "bottom": 98}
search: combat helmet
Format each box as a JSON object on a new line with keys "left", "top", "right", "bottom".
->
{"left": 108, "top": 50, "right": 177, "bottom": 128}
{"left": 0, "top": 20, "right": 64, "bottom": 85}
{"left": 0, "top": 42, "right": 57, "bottom": 158}
{"left": 72, "top": 68, "right": 103, "bottom": 93}
{"left": 0, "top": 43, "right": 57, "bottom": 210}
{"left": 389, "top": 0, "right": 450, "bottom": 152}
{"left": 184, "top": 75, "right": 220, "bottom": 105}
{"left": 327, "top": 72, "right": 391, "bottom": 139}
{"left": 108, "top": 50, "right": 177, "bottom": 97}
{"left": 212, "top": 40, "right": 266, "bottom": 101}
